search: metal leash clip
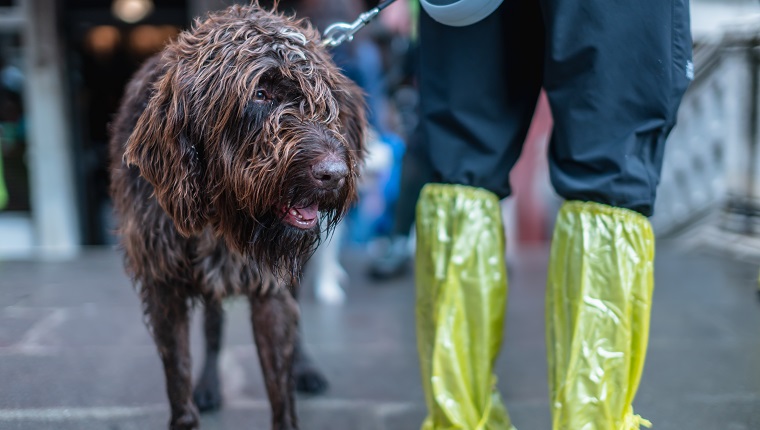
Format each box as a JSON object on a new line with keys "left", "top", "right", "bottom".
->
{"left": 322, "top": 7, "right": 381, "bottom": 48}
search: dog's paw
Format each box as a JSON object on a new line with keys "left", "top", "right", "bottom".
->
{"left": 193, "top": 378, "right": 223, "bottom": 412}
{"left": 295, "top": 366, "right": 329, "bottom": 395}
{"left": 170, "top": 405, "right": 200, "bottom": 430}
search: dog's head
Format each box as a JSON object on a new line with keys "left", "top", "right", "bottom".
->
{"left": 124, "top": 4, "right": 366, "bottom": 279}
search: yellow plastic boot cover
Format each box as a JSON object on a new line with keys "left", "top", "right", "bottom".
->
{"left": 546, "top": 201, "right": 654, "bottom": 430}
{"left": 415, "top": 183, "right": 515, "bottom": 430}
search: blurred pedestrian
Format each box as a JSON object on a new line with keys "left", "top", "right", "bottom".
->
{"left": 413, "top": 0, "right": 692, "bottom": 429}
{"left": 366, "top": 0, "right": 428, "bottom": 280}
{"left": 366, "top": 132, "right": 430, "bottom": 280}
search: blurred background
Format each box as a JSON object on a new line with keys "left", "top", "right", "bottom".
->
{"left": 3, "top": 0, "right": 760, "bottom": 429}
{"left": 1, "top": 0, "right": 760, "bottom": 265}
{"left": 0, "top": 0, "right": 422, "bottom": 259}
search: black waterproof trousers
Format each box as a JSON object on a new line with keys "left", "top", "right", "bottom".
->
{"left": 418, "top": 0, "right": 693, "bottom": 216}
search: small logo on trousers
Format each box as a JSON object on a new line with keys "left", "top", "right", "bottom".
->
{"left": 686, "top": 60, "right": 694, "bottom": 80}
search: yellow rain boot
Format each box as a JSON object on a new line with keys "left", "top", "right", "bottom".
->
{"left": 546, "top": 201, "right": 654, "bottom": 430}
{"left": 415, "top": 183, "right": 516, "bottom": 430}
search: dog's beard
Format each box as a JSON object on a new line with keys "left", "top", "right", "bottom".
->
{"left": 223, "top": 167, "right": 353, "bottom": 282}
{"left": 248, "top": 209, "right": 322, "bottom": 282}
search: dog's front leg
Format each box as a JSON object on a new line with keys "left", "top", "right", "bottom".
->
{"left": 249, "top": 288, "right": 299, "bottom": 430}
{"left": 145, "top": 285, "right": 199, "bottom": 430}
{"left": 193, "top": 296, "right": 224, "bottom": 412}
{"left": 290, "top": 282, "right": 328, "bottom": 395}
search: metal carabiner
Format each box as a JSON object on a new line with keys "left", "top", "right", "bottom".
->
{"left": 322, "top": 7, "right": 381, "bottom": 48}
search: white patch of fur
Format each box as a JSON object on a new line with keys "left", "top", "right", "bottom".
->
{"left": 272, "top": 43, "right": 307, "bottom": 63}
{"left": 279, "top": 28, "right": 307, "bottom": 46}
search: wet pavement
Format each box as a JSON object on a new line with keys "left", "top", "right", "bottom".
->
{"left": 1, "top": 242, "right": 760, "bottom": 430}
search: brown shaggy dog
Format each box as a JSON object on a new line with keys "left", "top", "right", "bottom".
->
{"left": 108, "top": 4, "right": 366, "bottom": 430}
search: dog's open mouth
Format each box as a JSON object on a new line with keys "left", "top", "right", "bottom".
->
{"left": 282, "top": 204, "right": 319, "bottom": 229}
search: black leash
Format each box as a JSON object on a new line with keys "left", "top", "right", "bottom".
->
{"left": 322, "top": 0, "right": 399, "bottom": 47}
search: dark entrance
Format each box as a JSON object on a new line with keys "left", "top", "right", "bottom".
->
{"left": 63, "top": 0, "right": 188, "bottom": 244}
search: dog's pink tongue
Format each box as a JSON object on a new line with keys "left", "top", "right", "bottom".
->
{"left": 293, "top": 204, "right": 318, "bottom": 220}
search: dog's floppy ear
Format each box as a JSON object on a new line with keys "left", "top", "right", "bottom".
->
{"left": 124, "top": 64, "right": 208, "bottom": 237}
{"left": 335, "top": 77, "right": 367, "bottom": 157}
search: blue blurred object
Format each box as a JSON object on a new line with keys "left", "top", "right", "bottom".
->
{"left": 346, "top": 131, "right": 406, "bottom": 244}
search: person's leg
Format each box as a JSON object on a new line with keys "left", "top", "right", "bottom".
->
{"left": 419, "top": 6, "right": 543, "bottom": 197}
{"left": 415, "top": 0, "right": 544, "bottom": 427}
{"left": 416, "top": 184, "right": 513, "bottom": 430}
{"left": 546, "top": 202, "right": 656, "bottom": 430}
{"left": 541, "top": 0, "right": 692, "bottom": 215}
{"left": 367, "top": 135, "right": 432, "bottom": 280}
{"left": 540, "top": 0, "right": 692, "bottom": 428}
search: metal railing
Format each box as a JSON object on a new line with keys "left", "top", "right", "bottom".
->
{"left": 653, "top": 19, "right": 760, "bottom": 258}
{"left": 652, "top": 38, "right": 727, "bottom": 234}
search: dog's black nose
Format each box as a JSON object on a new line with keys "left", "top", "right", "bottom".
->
{"left": 311, "top": 155, "right": 349, "bottom": 188}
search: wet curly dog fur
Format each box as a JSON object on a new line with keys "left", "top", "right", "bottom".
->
{"left": 108, "top": 4, "right": 366, "bottom": 429}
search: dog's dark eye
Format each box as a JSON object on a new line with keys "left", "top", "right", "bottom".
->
{"left": 254, "top": 89, "right": 271, "bottom": 102}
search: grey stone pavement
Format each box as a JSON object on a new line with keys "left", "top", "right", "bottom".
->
{"left": 1, "top": 242, "right": 760, "bottom": 430}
